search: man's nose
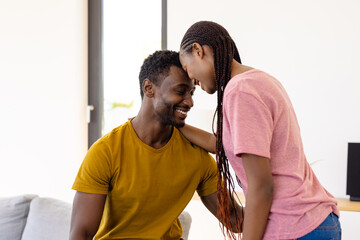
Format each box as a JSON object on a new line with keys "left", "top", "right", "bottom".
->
{"left": 183, "top": 94, "right": 194, "bottom": 108}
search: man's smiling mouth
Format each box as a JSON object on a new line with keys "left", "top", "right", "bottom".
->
{"left": 176, "top": 109, "right": 188, "bottom": 116}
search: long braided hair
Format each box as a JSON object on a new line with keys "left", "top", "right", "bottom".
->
{"left": 180, "top": 21, "right": 243, "bottom": 239}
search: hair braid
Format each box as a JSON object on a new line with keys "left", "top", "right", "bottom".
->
{"left": 180, "top": 21, "right": 243, "bottom": 239}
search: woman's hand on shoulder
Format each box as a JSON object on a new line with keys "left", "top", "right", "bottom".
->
{"left": 178, "top": 124, "right": 216, "bottom": 154}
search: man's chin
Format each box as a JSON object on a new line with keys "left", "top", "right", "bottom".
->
{"left": 171, "top": 119, "right": 185, "bottom": 128}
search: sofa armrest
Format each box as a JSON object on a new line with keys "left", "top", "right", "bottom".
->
{"left": 179, "top": 211, "right": 192, "bottom": 240}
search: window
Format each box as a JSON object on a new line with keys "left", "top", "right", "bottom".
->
{"left": 88, "top": 0, "right": 166, "bottom": 146}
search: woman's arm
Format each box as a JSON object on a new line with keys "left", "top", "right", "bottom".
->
{"left": 241, "top": 153, "right": 273, "bottom": 240}
{"left": 178, "top": 124, "right": 216, "bottom": 154}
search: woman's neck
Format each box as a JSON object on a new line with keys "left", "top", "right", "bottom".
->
{"left": 230, "top": 59, "right": 254, "bottom": 79}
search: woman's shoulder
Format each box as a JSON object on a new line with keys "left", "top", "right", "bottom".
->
{"left": 227, "top": 69, "right": 282, "bottom": 96}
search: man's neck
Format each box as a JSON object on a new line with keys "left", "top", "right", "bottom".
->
{"left": 131, "top": 109, "right": 173, "bottom": 149}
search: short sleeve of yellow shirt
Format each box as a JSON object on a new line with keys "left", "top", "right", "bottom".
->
{"left": 72, "top": 120, "right": 218, "bottom": 240}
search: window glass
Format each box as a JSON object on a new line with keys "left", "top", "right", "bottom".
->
{"left": 103, "top": 0, "right": 161, "bottom": 134}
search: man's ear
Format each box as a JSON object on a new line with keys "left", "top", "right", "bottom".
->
{"left": 143, "top": 79, "right": 155, "bottom": 98}
{"left": 192, "top": 42, "right": 204, "bottom": 59}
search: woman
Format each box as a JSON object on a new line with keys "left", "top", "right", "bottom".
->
{"left": 179, "top": 21, "right": 341, "bottom": 240}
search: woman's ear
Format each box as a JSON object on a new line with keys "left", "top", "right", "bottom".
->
{"left": 192, "top": 43, "right": 204, "bottom": 58}
{"left": 143, "top": 79, "right": 155, "bottom": 98}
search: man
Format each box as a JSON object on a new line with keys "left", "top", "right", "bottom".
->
{"left": 69, "top": 50, "right": 242, "bottom": 240}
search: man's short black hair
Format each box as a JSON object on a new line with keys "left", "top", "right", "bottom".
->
{"left": 139, "top": 50, "right": 182, "bottom": 99}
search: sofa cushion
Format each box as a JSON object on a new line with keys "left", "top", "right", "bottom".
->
{"left": 0, "top": 194, "right": 38, "bottom": 240}
{"left": 21, "top": 197, "right": 72, "bottom": 240}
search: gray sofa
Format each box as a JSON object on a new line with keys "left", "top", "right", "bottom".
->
{"left": 0, "top": 194, "right": 192, "bottom": 240}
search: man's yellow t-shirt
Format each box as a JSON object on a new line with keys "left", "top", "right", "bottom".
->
{"left": 72, "top": 120, "right": 218, "bottom": 240}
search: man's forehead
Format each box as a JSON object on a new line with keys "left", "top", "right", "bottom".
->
{"left": 163, "top": 66, "right": 193, "bottom": 86}
{"left": 173, "top": 82, "right": 195, "bottom": 90}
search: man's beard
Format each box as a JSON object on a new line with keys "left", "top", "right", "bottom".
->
{"left": 157, "top": 112, "right": 185, "bottom": 128}
{"left": 155, "top": 103, "right": 185, "bottom": 128}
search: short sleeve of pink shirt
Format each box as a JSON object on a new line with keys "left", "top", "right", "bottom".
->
{"left": 222, "top": 69, "right": 339, "bottom": 240}
{"left": 224, "top": 90, "right": 273, "bottom": 159}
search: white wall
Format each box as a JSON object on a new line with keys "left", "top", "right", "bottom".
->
{"left": 0, "top": 0, "right": 88, "bottom": 202}
{"left": 168, "top": 0, "right": 360, "bottom": 199}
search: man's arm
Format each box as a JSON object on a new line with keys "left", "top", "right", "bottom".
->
{"left": 69, "top": 191, "right": 107, "bottom": 240}
{"left": 200, "top": 192, "right": 243, "bottom": 233}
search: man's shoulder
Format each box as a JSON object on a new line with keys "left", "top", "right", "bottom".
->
{"left": 91, "top": 121, "right": 132, "bottom": 148}
{"left": 174, "top": 129, "right": 214, "bottom": 160}
{"left": 175, "top": 128, "right": 200, "bottom": 149}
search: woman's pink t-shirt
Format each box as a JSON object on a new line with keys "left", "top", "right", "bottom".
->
{"left": 222, "top": 69, "right": 339, "bottom": 239}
